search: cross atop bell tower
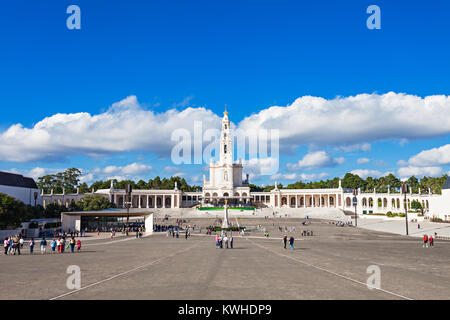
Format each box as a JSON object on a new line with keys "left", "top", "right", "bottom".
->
{"left": 220, "top": 105, "right": 232, "bottom": 165}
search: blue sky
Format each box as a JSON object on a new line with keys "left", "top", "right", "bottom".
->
{"left": 0, "top": 0, "right": 449, "bottom": 186}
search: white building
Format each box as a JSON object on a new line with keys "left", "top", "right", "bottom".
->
{"left": 0, "top": 171, "right": 42, "bottom": 206}
{"left": 202, "top": 108, "right": 251, "bottom": 206}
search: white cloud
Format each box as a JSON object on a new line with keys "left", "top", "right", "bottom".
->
{"left": 270, "top": 172, "right": 328, "bottom": 181}
{"left": 287, "top": 151, "right": 344, "bottom": 170}
{"left": 406, "top": 144, "right": 450, "bottom": 167}
{"left": 335, "top": 143, "right": 372, "bottom": 152}
{"left": 238, "top": 92, "right": 450, "bottom": 152}
{"left": 244, "top": 157, "right": 279, "bottom": 178}
{"left": 27, "top": 167, "right": 47, "bottom": 180}
{"left": 3, "top": 92, "right": 450, "bottom": 164}
{"left": 357, "top": 158, "right": 370, "bottom": 164}
{"left": 101, "top": 162, "right": 152, "bottom": 176}
{"left": 397, "top": 166, "right": 443, "bottom": 178}
{"left": 79, "top": 173, "right": 95, "bottom": 184}
{"left": 0, "top": 95, "right": 221, "bottom": 162}
{"left": 350, "top": 169, "right": 392, "bottom": 178}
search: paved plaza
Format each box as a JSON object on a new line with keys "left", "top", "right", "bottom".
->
{"left": 2, "top": 217, "right": 450, "bottom": 300}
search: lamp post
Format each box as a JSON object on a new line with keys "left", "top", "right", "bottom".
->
{"left": 402, "top": 183, "right": 409, "bottom": 235}
{"left": 353, "top": 188, "right": 358, "bottom": 227}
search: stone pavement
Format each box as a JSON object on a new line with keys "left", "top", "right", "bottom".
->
{"left": 1, "top": 218, "right": 449, "bottom": 300}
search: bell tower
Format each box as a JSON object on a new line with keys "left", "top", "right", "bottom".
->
{"left": 220, "top": 105, "right": 233, "bottom": 165}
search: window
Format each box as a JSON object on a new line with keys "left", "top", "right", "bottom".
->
{"left": 224, "top": 145, "right": 227, "bottom": 154}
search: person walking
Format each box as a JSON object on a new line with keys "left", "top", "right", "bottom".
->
{"left": 185, "top": 230, "right": 188, "bottom": 240}
{"left": 429, "top": 235, "right": 434, "bottom": 247}
{"left": 219, "top": 235, "right": 223, "bottom": 248}
{"left": 40, "top": 237, "right": 47, "bottom": 254}
{"left": 224, "top": 235, "right": 229, "bottom": 248}
{"left": 76, "top": 239, "right": 81, "bottom": 252}
{"left": 230, "top": 235, "right": 233, "bottom": 249}
{"left": 70, "top": 237, "right": 75, "bottom": 253}
{"left": 4, "top": 237, "right": 9, "bottom": 255}
{"left": 29, "top": 238, "right": 35, "bottom": 254}
{"left": 423, "top": 234, "right": 428, "bottom": 248}
{"left": 215, "top": 235, "right": 220, "bottom": 248}
{"left": 15, "top": 236, "right": 20, "bottom": 255}
{"left": 283, "top": 235, "right": 287, "bottom": 249}
{"left": 51, "top": 239, "right": 56, "bottom": 253}
{"left": 8, "top": 237, "right": 13, "bottom": 255}
{"left": 19, "top": 237, "right": 24, "bottom": 249}
{"left": 289, "top": 236, "right": 294, "bottom": 250}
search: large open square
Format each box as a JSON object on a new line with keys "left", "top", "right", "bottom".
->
{"left": 2, "top": 217, "right": 450, "bottom": 300}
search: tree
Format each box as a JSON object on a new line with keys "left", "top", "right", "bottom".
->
{"left": 0, "top": 193, "right": 28, "bottom": 228}
{"left": 77, "top": 195, "right": 114, "bottom": 211}
{"left": 37, "top": 168, "right": 82, "bottom": 194}
{"left": 411, "top": 200, "right": 422, "bottom": 210}
{"left": 342, "top": 173, "right": 366, "bottom": 189}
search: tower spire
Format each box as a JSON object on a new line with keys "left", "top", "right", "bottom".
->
{"left": 224, "top": 104, "right": 228, "bottom": 116}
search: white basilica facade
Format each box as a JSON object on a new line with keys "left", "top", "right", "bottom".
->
{"left": 40, "top": 110, "right": 450, "bottom": 221}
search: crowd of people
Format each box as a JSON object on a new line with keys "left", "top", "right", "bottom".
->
{"left": 215, "top": 232, "right": 234, "bottom": 249}
{"left": 4, "top": 234, "right": 82, "bottom": 255}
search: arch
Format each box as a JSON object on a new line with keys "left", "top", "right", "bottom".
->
{"left": 212, "top": 192, "right": 218, "bottom": 197}
{"left": 321, "top": 196, "right": 325, "bottom": 207}
{"left": 368, "top": 198, "right": 373, "bottom": 208}
{"left": 426, "top": 200, "right": 429, "bottom": 209}
{"left": 205, "top": 193, "right": 211, "bottom": 197}
{"left": 383, "top": 198, "right": 387, "bottom": 208}
{"left": 329, "top": 196, "right": 334, "bottom": 206}
{"left": 290, "top": 197, "right": 296, "bottom": 207}
{"left": 391, "top": 198, "right": 396, "bottom": 208}
{"left": 223, "top": 192, "right": 229, "bottom": 198}
{"left": 234, "top": 192, "right": 239, "bottom": 197}
{"left": 345, "top": 197, "right": 351, "bottom": 207}
{"left": 300, "top": 196, "right": 305, "bottom": 206}
{"left": 156, "top": 196, "right": 162, "bottom": 208}
{"left": 397, "top": 198, "right": 400, "bottom": 208}
{"left": 281, "top": 197, "right": 287, "bottom": 206}
{"left": 165, "top": 196, "right": 171, "bottom": 207}
{"left": 362, "top": 198, "right": 367, "bottom": 207}
{"left": 377, "top": 198, "right": 382, "bottom": 208}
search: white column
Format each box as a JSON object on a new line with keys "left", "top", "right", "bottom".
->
{"left": 171, "top": 194, "right": 175, "bottom": 208}
{"left": 319, "top": 194, "right": 322, "bottom": 207}
{"left": 303, "top": 195, "right": 306, "bottom": 208}
{"left": 138, "top": 195, "right": 141, "bottom": 208}
{"left": 327, "top": 194, "right": 330, "bottom": 208}
{"left": 153, "top": 196, "right": 156, "bottom": 208}
{"left": 295, "top": 195, "right": 298, "bottom": 208}
{"left": 147, "top": 195, "right": 150, "bottom": 208}
{"left": 162, "top": 195, "right": 165, "bottom": 208}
